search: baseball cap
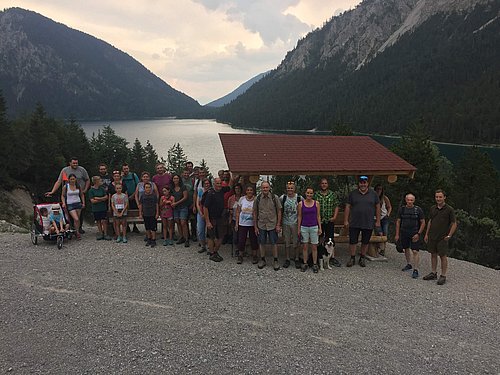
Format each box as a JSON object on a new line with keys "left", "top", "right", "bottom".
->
{"left": 359, "top": 175, "right": 369, "bottom": 181}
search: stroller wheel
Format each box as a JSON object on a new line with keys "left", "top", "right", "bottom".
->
{"left": 57, "top": 235, "right": 63, "bottom": 249}
{"left": 31, "top": 224, "right": 38, "bottom": 245}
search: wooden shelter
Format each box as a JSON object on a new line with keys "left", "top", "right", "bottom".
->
{"left": 219, "top": 134, "right": 416, "bottom": 181}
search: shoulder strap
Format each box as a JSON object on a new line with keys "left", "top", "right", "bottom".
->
{"left": 282, "top": 195, "right": 286, "bottom": 213}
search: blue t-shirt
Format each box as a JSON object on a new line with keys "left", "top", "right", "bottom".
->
{"left": 49, "top": 212, "right": 63, "bottom": 224}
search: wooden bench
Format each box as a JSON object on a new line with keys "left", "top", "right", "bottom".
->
{"left": 107, "top": 209, "right": 161, "bottom": 224}
{"left": 333, "top": 212, "right": 387, "bottom": 259}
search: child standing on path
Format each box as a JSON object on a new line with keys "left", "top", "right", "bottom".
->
{"left": 160, "top": 186, "right": 175, "bottom": 246}
{"left": 140, "top": 182, "right": 159, "bottom": 248}
{"left": 111, "top": 183, "right": 129, "bottom": 243}
{"left": 88, "top": 176, "right": 112, "bottom": 240}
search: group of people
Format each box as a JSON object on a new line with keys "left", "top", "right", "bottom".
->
{"left": 44, "top": 157, "right": 457, "bottom": 283}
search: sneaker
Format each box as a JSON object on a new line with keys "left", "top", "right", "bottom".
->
{"left": 75, "top": 232, "right": 82, "bottom": 240}
{"left": 122, "top": 237, "right": 128, "bottom": 244}
{"left": 402, "top": 264, "right": 413, "bottom": 272}
{"left": 168, "top": 239, "right": 174, "bottom": 246}
{"left": 145, "top": 239, "right": 151, "bottom": 247}
{"left": 330, "top": 258, "right": 342, "bottom": 267}
{"left": 347, "top": 257, "right": 355, "bottom": 267}
{"left": 301, "top": 263, "right": 308, "bottom": 272}
{"left": 78, "top": 228, "right": 85, "bottom": 234}
{"left": 116, "top": 236, "right": 122, "bottom": 243}
{"left": 150, "top": 240, "right": 156, "bottom": 248}
{"left": 358, "top": 257, "right": 366, "bottom": 267}
{"left": 96, "top": 233, "right": 104, "bottom": 240}
{"left": 132, "top": 225, "right": 140, "bottom": 234}
{"left": 273, "top": 259, "right": 280, "bottom": 271}
{"left": 312, "top": 264, "right": 319, "bottom": 273}
{"left": 423, "top": 272, "right": 438, "bottom": 281}
{"left": 252, "top": 255, "right": 259, "bottom": 264}
{"left": 144, "top": 236, "right": 149, "bottom": 242}
{"left": 184, "top": 239, "right": 190, "bottom": 248}
{"left": 283, "top": 259, "right": 290, "bottom": 268}
{"left": 437, "top": 275, "right": 447, "bottom": 285}
{"left": 412, "top": 269, "right": 419, "bottom": 279}
{"left": 258, "top": 259, "right": 266, "bottom": 269}
{"left": 237, "top": 256, "right": 243, "bottom": 264}
{"left": 104, "top": 235, "right": 112, "bottom": 241}
{"left": 209, "top": 252, "right": 223, "bottom": 262}
{"left": 198, "top": 245, "right": 207, "bottom": 253}
{"left": 163, "top": 240, "right": 168, "bottom": 246}
{"left": 176, "top": 237, "right": 186, "bottom": 245}
{"left": 294, "top": 258, "right": 301, "bottom": 269}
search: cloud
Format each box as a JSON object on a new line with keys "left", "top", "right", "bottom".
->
{"left": 194, "top": 0, "right": 311, "bottom": 45}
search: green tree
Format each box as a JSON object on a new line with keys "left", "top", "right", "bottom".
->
{"left": 167, "top": 143, "right": 188, "bottom": 175}
{"left": 387, "top": 123, "right": 452, "bottom": 210}
{"left": 331, "top": 122, "right": 354, "bottom": 136}
{"left": 453, "top": 147, "right": 499, "bottom": 218}
{"left": 89, "top": 125, "right": 129, "bottom": 171}
{"left": 0, "top": 92, "right": 14, "bottom": 187}
{"left": 129, "top": 138, "right": 147, "bottom": 173}
{"left": 144, "top": 140, "right": 161, "bottom": 173}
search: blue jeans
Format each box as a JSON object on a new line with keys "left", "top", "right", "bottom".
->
{"left": 197, "top": 212, "right": 206, "bottom": 242}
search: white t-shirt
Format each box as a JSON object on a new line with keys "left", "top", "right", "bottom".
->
{"left": 238, "top": 196, "right": 255, "bottom": 226}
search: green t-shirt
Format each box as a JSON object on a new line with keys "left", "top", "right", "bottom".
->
{"left": 88, "top": 186, "right": 107, "bottom": 212}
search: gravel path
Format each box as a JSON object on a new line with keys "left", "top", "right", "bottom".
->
{"left": 1, "top": 228, "right": 499, "bottom": 374}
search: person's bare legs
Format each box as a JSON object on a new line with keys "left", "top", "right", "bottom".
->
{"left": 311, "top": 244, "right": 317, "bottom": 264}
{"left": 431, "top": 253, "right": 438, "bottom": 273}
{"left": 440, "top": 255, "right": 448, "bottom": 276}
{"left": 412, "top": 250, "right": 420, "bottom": 270}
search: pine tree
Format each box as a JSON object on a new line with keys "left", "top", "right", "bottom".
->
{"left": 198, "top": 158, "right": 213, "bottom": 179}
{"left": 129, "top": 138, "right": 147, "bottom": 173}
{"left": 89, "top": 125, "right": 129, "bottom": 171}
{"left": 167, "top": 143, "right": 188, "bottom": 175}
{"left": 144, "top": 140, "right": 160, "bottom": 174}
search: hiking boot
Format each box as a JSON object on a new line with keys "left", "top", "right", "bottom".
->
{"left": 402, "top": 264, "right": 413, "bottom": 272}
{"left": 358, "top": 257, "right": 366, "bottom": 267}
{"left": 301, "top": 263, "right": 308, "bottom": 272}
{"left": 116, "top": 236, "right": 122, "bottom": 243}
{"left": 184, "top": 239, "right": 190, "bottom": 248}
{"left": 122, "top": 237, "right": 128, "bottom": 244}
{"left": 295, "top": 258, "right": 301, "bottom": 269}
{"left": 237, "top": 256, "right": 243, "bottom": 264}
{"left": 176, "top": 237, "right": 186, "bottom": 245}
{"left": 423, "top": 272, "right": 438, "bottom": 280}
{"left": 347, "top": 257, "right": 355, "bottom": 267}
{"left": 437, "top": 275, "right": 447, "bottom": 285}
{"left": 104, "top": 235, "right": 112, "bottom": 241}
{"left": 150, "top": 240, "right": 156, "bottom": 248}
{"left": 252, "top": 255, "right": 259, "bottom": 264}
{"left": 312, "top": 264, "right": 319, "bottom": 273}
{"left": 198, "top": 246, "right": 207, "bottom": 254}
{"left": 145, "top": 239, "right": 151, "bottom": 247}
{"left": 283, "top": 259, "right": 290, "bottom": 268}
{"left": 96, "top": 233, "right": 104, "bottom": 240}
{"left": 209, "top": 252, "right": 223, "bottom": 262}
{"left": 330, "top": 257, "right": 342, "bottom": 267}
{"left": 273, "top": 259, "right": 280, "bottom": 271}
{"left": 257, "top": 259, "right": 266, "bottom": 269}
{"left": 412, "top": 269, "right": 419, "bottom": 279}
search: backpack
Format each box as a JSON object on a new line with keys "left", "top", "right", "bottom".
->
{"left": 281, "top": 194, "right": 301, "bottom": 214}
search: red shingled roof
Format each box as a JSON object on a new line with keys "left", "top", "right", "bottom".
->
{"left": 219, "top": 134, "right": 416, "bottom": 176}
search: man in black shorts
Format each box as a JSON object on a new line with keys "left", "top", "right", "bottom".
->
{"left": 423, "top": 189, "right": 457, "bottom": 285}
{"left": 395, "top": 193, "right": 426, "bottom": 279}
{"left": 203, "top": 176, "right": 237, "bottom": 262}
{"left": 344, "top": 176, "right": 382, "bottom": 267}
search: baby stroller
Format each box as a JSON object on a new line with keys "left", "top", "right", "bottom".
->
{"left": 30, "top": 203, "right": 75, "bottom": 249}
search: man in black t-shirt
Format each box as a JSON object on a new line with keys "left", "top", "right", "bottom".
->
{"left": 395, "top": 193, "right": 426, "bottom": 279}
{"left": 203, "top": 177, "right": 231, "bottom": 262}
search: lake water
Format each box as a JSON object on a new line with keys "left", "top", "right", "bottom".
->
{"left": 81, "top": 119, "right": 500, "bottom": 172}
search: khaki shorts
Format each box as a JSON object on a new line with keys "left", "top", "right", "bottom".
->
{"left": 283, "top": 224, "right": 298, "bottom": 247}
{"left": 427, "top": 239, "right": 449, "bottom": 256}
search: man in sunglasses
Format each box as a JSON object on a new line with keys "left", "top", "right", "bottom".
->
{"left": 344, "top": 176, "right": 382, "bottom": 267}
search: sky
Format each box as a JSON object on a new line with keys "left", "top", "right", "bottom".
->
{"left": 1, "top": 0, "right": 362, "bottom": 104}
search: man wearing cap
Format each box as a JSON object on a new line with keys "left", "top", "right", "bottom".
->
{"left": 344, "top": 176, "right": 382, "bottom": 267}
